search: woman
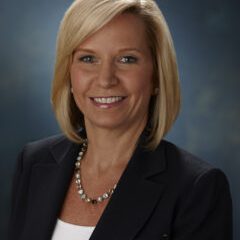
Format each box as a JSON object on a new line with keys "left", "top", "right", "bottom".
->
{"left": 8, "top": 0, "right": 232, "bottom": 239}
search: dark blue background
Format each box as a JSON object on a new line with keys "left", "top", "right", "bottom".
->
{"left": 1, "top": 0, "right": 239, "bottom": 239}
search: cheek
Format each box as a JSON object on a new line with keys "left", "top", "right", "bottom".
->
{"left": 70, "top": 65, "right": 96, "bottom": 90}
{"left": 70, "top": 67, "right": 86, "bottom": 91}
{"left": 130, "top": 69, "right": 153, "bottom": 95}
{"left": 70, "top": 67, "right": 78, "bottom": 87}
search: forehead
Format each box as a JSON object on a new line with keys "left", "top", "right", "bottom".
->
{"left": 78, "top": 13, "right": 149, "bottom": 50}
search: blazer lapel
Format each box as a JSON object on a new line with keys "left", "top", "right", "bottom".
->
{"left": 90, "top": 137, "right": 167, "bottom": 240}
{"left": 21, "top": 138, "right": 80, "bottom": 240}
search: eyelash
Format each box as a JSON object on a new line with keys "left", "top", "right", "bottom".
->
{"left": 77, "top": 55, "right": 138, "bottom": 64}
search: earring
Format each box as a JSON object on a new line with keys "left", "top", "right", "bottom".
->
{"left": 153, "top": 88, "right": 159, "bottom": 95}
{"left": 71, "top": 87, "right": 73, "bottom": 93}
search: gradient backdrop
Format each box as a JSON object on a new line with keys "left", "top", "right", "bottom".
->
{"left": 1, "top": 0, "right": 239, "bottom": 239}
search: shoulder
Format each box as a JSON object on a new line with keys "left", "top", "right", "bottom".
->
{"left": 24, "top": 133, "right": 69, "bottom": 153}
{"left": 157, "top": 140, "right": 229, "bottom": 189}
{"left": 17, "top": 134, "right": 73, "bottom": 170}
{"left": 159, "top": 140, "right": 214, "bottom": 171}
{"left": 160, "top": 139, "right": 216, "bottom": 173}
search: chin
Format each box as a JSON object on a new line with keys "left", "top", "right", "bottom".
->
{"left": 89, "top": 120, "right": 126, "bottom": 130}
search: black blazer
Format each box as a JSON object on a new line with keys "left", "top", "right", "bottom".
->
{"left": 8, "top": 133, "right": 232, "bottom": 240}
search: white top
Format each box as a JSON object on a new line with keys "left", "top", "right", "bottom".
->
{"left": 51, "top": 219, "right": 95, "bottom": 240}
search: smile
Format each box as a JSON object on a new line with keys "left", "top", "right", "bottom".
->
{"left": 91, "top": 96, "right": 125, "bottom": 104}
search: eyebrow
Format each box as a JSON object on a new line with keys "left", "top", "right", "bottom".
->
{"left": 74, "top": 48, "right": 95, "bottom": 53}
{"left": 74, "top": 47, "right": 143, "bottom": 54}
{"left": 119, "top": 48, "right": 143, "bottom": 54}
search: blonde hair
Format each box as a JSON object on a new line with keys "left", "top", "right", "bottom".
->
{"left": 51, "top": 0, "right": 181, "bottom": 150}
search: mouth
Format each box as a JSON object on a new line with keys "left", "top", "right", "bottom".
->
{"left": 91, "top": 96, "right": 125, "bottom": 104}
{"left": 90, "top": 96, "right": 126, "bottom": 108}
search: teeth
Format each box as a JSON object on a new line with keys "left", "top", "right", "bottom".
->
{"left": 93, "top": 96, "right": 124, "bottom": 104}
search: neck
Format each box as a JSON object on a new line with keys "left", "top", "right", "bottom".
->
{"left": 83, "top": 121, "right": 146, "bottom": 173}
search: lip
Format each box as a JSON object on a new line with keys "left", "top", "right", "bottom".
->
{"left": 89, "top": 96, "right": 127, "bottom": 109}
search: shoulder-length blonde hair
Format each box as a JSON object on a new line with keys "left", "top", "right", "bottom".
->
{"left": 51, "top": 0, "right": 180, "bottom": 150}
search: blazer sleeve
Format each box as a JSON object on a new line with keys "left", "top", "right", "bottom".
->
{"left": 8, "top": 147, "right": 27, "bottom": 239}
{"left": 172, "top": 168, "right": 232, "bottom": 240}
{"left": 9, "top": 148, "right": 24, "bottom": 217}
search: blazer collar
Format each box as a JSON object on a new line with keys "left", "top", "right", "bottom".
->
{"left": 49, "top": 135, "right": 80, "bottom": 164}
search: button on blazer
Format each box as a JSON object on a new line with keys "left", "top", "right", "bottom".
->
{"left": 8, "top": 133, "right": 232, "bottom": 240}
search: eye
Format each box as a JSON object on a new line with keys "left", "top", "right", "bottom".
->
{"left": 78, "top": 55, "right": 97, "bottom": 63}
{"left": 120, "top": 56, "right": 138, "bottom": 64}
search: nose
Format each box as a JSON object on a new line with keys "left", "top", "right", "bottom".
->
{"left": 97, "top": 60, "right": 118, "bottom": 88}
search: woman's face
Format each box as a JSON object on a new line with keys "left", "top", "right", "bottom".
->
{"left": 70, "top": 13, "right": 154, "bottom": 132}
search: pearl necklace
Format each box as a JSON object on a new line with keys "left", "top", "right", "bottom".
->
{"left": 74, "top": 141, "right": 117, "bottom": 204}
